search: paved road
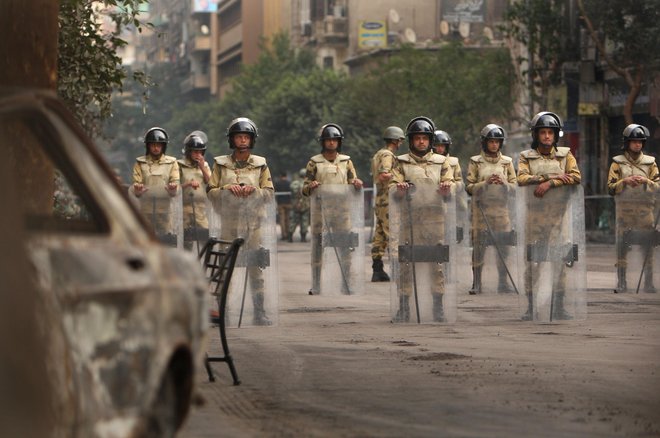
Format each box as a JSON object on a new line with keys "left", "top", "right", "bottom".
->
{"left": 180, "top": 242, "right": 660, "bottom": 437}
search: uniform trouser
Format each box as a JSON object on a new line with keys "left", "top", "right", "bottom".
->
{"left": 397, "top": 218, "right": 445, "bottom": 297}
{"left": 371, "top": 199, "right": 389, "bottom": 260}
{"left": 311, "top": 204, "right": 353, "bottom": 292}
{"left": 277, "top": 203, "right": 292, "bottom": 238}
{"left": 220, "top": 222, "right": 266, "bottom": 305}
{"left": 289, "top": 209, "right": 309, "bottom": 237}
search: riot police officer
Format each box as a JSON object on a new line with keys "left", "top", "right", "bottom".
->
{"left": 466, "top": 124, "right": 517, "bottom": 294}
{"left": 132, "top": 127, "right": 180, "bottom": 242}
{"left": 433, "top": 130, "right": 463, "bottom": 188}
{"left": 303, "top": 123, "right": 364, "bottom": 295}
{"left": 207, "top": 117, "right": 276, "bottom": 326}
{"left": 370, "top": 126, "right": 405, "bottom": 282}
{"left": 517, "top": 112, "right": 582, "bottom": 321}
{"left": 390, "top": 116, "right": 455, "bottom": 323}
{"left": 288, "top": 168, "right": 310, "bottom": 242}
{"left": 178, "top": 131, "right": 212, "bottom": 251}
{"left": 608, "top": 124, "right": 659, "bottom": 293}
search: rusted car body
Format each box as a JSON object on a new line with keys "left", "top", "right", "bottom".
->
{"left": 0, "top": 89, "right": 207, "bottom": 437}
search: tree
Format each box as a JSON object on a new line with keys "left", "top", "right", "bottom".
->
{"left": 499, "top": 0, "right": 572, "bottom": 113}
{"left": 577, "top": 0, "right": 660, "bottom": 124}
{"left": 58, "top": 0, "right": 149, "bottom": 138}
{"left": 335, "top": 44, "right": 515, "bottom": 174}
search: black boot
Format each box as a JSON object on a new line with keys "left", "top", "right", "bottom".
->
{"left": 252, "top": 293, "right": 272, "bottom": 326}
{"left": 371, "top": 258, "right": 390, "bottom": 282}
{"left": 392, "top": 295, "right": 410, "bottom": 323}
{"left": 432, "top": 293, "right": 444, "bottom": 322}
{"left": 301, "top": 233, "right": 307, "bottom": 243}
{"left": 521, "top": 293, "right": 533, "bottom": 321}
{"left": 552, "top": 291, "right": 572, "bottom": 320}
{"left": 614, "top": 267, "right": 626, "bottom": 293}
{"left": 469, "top": 267, "right": 482, "bottom": 295}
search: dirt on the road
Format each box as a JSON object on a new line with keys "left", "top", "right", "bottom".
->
{"left": 181, "top": 244, "right": 660, "bottom": 437}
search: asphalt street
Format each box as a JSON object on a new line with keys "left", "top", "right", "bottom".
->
{"left": 180, "top": 242, "right": 660, "bottom": 437}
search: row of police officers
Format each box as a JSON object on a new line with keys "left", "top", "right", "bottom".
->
{"left": 130, "top": 112, "right": 658, "bottom": 327}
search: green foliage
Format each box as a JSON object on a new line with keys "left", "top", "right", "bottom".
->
{"left": 58, "top": 0, "right": 149, "bottom": 138}
{"left": 499, "top": 0, "right": 570, "bottom": 107}
{"left": 335, "top": 44, "right": 515, "bottom": 175}
{"left": 581, "top": 0, "right": 660, "bottom": 71}
{"left": 112, "top": 33, "right": 513, "bottom": 184}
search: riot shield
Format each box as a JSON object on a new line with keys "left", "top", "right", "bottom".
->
{"left": 614, "top": 187, "right": 659, "bottom": 293}
{"left": 516, "top": 185, "right": 586, "bottom": 322}
{"left": 182, "top": 185, "right": 211, "bottom": 254}
{"left": 389, "top": 183, "right": 457, "bottom": 324}
{"left": 451, "top": 187, "right": 472, "bottom": 293}
{"left": 129, "top": 179, "right": 183, "bottom": 248}
{"left": 309, "top": 184, "right": 365, "bottom": 295}
{"left": 208, "top": 189, "right": 279, "bottom": 327}
{"left": 469, "top": 183, "right": 519, "bottom": 296}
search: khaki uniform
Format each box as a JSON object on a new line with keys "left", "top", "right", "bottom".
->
{"left": 288, "top": 177, "right": 310, "bottom": 240}
{"left": 178, "top": 158, "right": 211, "bottom": 230}
{"left": 607, "top": 152, "right": 659, "bottom": 272}
{"left": 303, "top": 153, "right": 359, "bottom": 293}
{"left": 517, "top": 146, "right": 581, "bottom": 306}
{"left": 466, "top": 152, "right": 517, "bottom": 269}
{"left": 371, "top": 147, "right": 398, "bottom": 260}
{"left": 446, "top": 155, "right": 463, "bottom": 189}
{"left": 132, "top": 154, "right": 180, "bottom": 233}
{"left": 207, "top": 154, "right": 274, "bottom": 309}
{"left": 391, "top": 151, "right": 454, "bottom": 297}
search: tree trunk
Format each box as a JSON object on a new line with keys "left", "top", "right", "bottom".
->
{"left": 0, "top": 2, "right": 66, "bottom": 437}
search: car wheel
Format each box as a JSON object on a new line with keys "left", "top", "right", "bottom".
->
{"left": 145, "top": 369, "right": 179, "bottom": 438}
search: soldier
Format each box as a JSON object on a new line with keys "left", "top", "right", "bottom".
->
{"left": 131, "top": 127, "right": 180, "bottom": 244}
{"left": 390, "top": 116, "right": 454, "bottom": 323}
{"left": 274, "top": 172, "right": 292, "bottom": 241}
{"left": 370, "top": 126, "right": 405, "bottom": 282}
{"left": 608, "top": 124, "right": 659, "bottom": 293}
{"left": 465, "top": 124, "right": 517, "bottom": 295}
{"left": 288, "top": 168, "right": 310, "bottom": 242}
{"left": 178, "top": 131, "right": 211, "bottom": 251}
{"left": 433, "top": 130, "right": 463, "bottom": 188}
{"left": 207, "top": 117, "right": 276, "bottom": 326}
{"left": 303, "top": 123, "right": 364, "bottom": 295}
{"left": 517, "top": 112, "right": 582, "bottom": 321}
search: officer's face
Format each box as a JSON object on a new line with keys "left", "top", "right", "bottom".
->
{"left": 433, "top": 144, "right": 447, "bottom": 155}
{"left": 628, "top": 140, "right": 644, "bottom": 153}
{"left": 148, "top": 142, "right": 163, "bottom": 157}
{"left": 412, "top": 134, "right": 430, "bottom": 153}
{"left": 486, "top": 139, "right": 501, "bottom": 154}
{"left": 190, "top": 149, "right": 205, "bottom": 161}
{"left": 232, "top": 133, "right": 251, "bottom": 150}
{"left": 323, "top": 138, "right": 339, "bottom": 150}
{"left": 537, "top": 128, "right": 555, "bottom": 148}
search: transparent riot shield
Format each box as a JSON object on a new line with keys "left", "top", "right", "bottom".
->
{"left": 389, "top": 183, "right": 457, "bottom": 324}
{"left": 469, "top": 183, "right": 519, "bottom": 296}
{"left": 310, "top": 184, "right": 365, "bottom": 295}
{"left": 614, "top": 187, "right": 660, "bottom": 293}
{"left": 181, "top": 186, "right": 211, "bottom": 254}
{"left": 516, "top": 185, "right": 586, "bottom": 323}
{"left": 129, "top": 180, "right": 183, "bottom": 249}
{"left": 451, "top": 187, "right": 472, "bottom": 293}
{"left": 208, "top": 189, "right": 279, "bottom": 328}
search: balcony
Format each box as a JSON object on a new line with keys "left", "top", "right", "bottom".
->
{"left": 192, "top": 35, "right": 211, "bottom": 52}
{"left": 180, "top": 72, "right": 210, "bottom": 94}
{"left": 315, "top": 16, "right": 348, "bottom": 45}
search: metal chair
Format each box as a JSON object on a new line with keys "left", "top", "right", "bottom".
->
{"left": 199, "top": 237, "right": 244, "bottom": 385}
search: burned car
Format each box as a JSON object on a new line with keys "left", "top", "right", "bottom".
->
{"left": 0, "top": 89, "right": 208, "bottom": 437}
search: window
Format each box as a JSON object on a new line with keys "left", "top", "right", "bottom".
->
{"left": 3, "top": 113, "right": 107, "bottom": 234}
